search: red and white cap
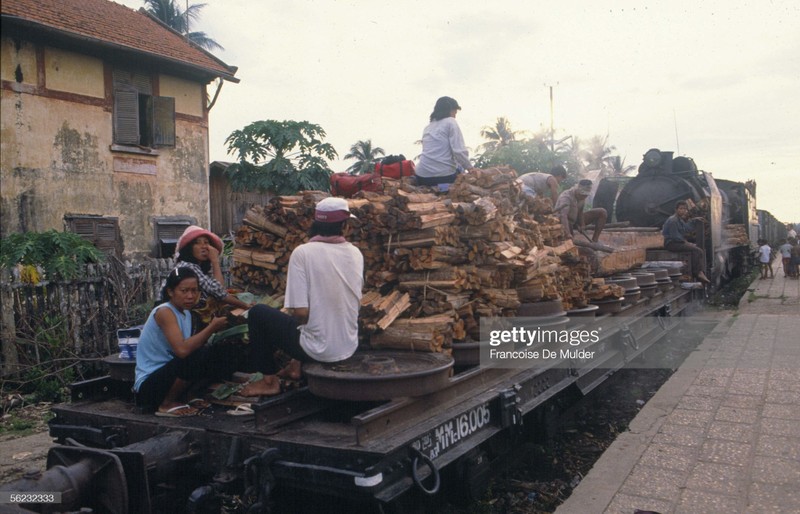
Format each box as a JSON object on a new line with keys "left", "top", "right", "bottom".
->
{"left": 314, "top": 197, "right": 356, "bottom": 223}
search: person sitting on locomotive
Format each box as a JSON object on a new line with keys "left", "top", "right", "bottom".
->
{"left": 758, "top": 239, "right": 774, "bottom": 279}
{"left": 134, "top": 268, "right": 235, "bottom": 417}
{"left": 245, "top": 197, "right": 364, "bottom": 394}
{"left": 173, "top": 226, "right": 253, "bottom": 311}
{"left": 518, "top": 165, "right": 568, "bottom": 207}
{"left": 554, "top": 179, "right": 607, "bottom": 243}
{"left": 661, "top": 200, "right": 710, "bottom": 284}
{"left": 414, "top": 96, "right": 473, "bottom": 186}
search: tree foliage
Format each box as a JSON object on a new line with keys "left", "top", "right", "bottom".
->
{"left": 475, "top": 128, "right": 570, "bottom": 177}
{"left": 479, "top": 117, "right": 525, "bottom": 152}
{"left": 225, "top": 120, "right": 337, "bottom": 195}
{"left": 343, "top": 139, "right": 385, "bottom": 175}
{"left": 144, "top": 0, "right": 223, "bottom": 51}
{"left": 0, "top": 230, "right": 105, "bottom": 280}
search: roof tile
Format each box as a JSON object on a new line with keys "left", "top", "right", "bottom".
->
{"left": 2, "top": 0, "right": 237, "bottom": 81}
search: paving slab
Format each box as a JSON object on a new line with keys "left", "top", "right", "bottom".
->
{"left": 557, "top": 258, "right": 800, "bottom": 514}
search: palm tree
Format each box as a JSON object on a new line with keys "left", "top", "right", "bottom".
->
{"left": 144, "top": 0, "right": 223, "bottom": 52}
{"left": 344, "top": 140, "right": 385, "bottom": 175}
{"left": 581, "top": 135, "right": 616, "bottom": 172}
{"left": 479, "top": 117, "right": 520, "bottom": 152}
{"left": 606, "top": 155, "right": 636, "bottom": 176}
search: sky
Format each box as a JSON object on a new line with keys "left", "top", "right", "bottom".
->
{"left": 118, "top": 0, "right": 799, "bottom": 223}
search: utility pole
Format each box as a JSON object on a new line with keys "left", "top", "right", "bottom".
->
{"left": 545, "top": 84, "right": 556, "bottom": 152}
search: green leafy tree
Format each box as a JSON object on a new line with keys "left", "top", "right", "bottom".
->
{"left": 581, "top": 135, "right": 616, "bottom": 173}
{"left": 144, "top": 0, "right": 223, "bottom": 51}
{"left": 479, "top": 117, "right": 524, "bottom": 152}
{"left": 225, "top": 120, "right": 337, "bottom": 195}
{"left": 344, "top": 139, "right": 385, "bottom": 175}
{"left": 0, "top": 230, "right": 105, "bottom": 281}
{"left": 475, "top": 128, "right": 568, "bottom": 176}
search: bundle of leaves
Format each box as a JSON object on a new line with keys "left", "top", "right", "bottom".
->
{"left": 0, "top": 230, "right": 105, "bottom": 281}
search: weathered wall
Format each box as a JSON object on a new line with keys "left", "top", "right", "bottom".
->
{"left": 0, "top": 37, "right": 211, "bottom": 256}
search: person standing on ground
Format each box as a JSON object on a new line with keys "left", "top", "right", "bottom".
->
{"left": 661, "top": 200, "right": 711, "bottom": 284}
{"left": 414, "top": 96, "right": 473, "bottom": 187}
{"left": 789, "top": 239, "right": 800, "bottom": 280}
{"left": 554, "top": 179, "right": 607, "bottom": 243}
{"left": 778, "top": 238, "right": 793, "bottom": 278}
{"left": 244, "top": 197, "right": 365, "bottom": 395}
{"left": 758, "top": 238, "right": 774, "bottom": 279}
{"left": 518, "top": 165, "right": 568, "bottom": 207}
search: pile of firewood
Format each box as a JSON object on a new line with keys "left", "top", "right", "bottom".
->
{"left": 231, "top": 167, "right": 592, "bottom": 353}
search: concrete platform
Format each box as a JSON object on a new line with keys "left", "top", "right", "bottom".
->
{"left": 556, "top": 257, "right": 800, "bottom": 514}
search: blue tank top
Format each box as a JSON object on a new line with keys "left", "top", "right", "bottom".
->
{"left": 133, "top": 303, "right": 192, "bottom": 391}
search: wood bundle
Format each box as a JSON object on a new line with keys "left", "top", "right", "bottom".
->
{"left": 359, "top": 290, "right": 411, "bottom": 333}
{"left": 724, "top": 224, "right": 750, "bottom": 247}
{"left": 586, "top": 281, "right": 625, "bottom": 300}
{"left": 398, "top": 267, "right": 482, "bottom": 293}
{"left": 369, "top": 314, "right": 464, "bottom": 353}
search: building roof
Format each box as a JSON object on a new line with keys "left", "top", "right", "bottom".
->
{"left": 1, "top": 0, "right": 238, "bottom": 83}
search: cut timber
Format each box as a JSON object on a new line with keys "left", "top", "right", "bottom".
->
{"left": 233, "top": 248, "right": 281, "bottom": 270}
{"left": 243, "top": 207, "right": 289, "bottom": 238}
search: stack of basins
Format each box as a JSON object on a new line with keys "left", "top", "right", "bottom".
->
{"left": 649, "top": 268, "right": 674, "bottom": 293}
{"left": 518, "top": 298, "right": 569, "bottom": 330}
{"left": 605, "top": 274, "right": 641, "bottom": 306}
{"left": 631, "top": 270, "right": 658, "bottom": 298}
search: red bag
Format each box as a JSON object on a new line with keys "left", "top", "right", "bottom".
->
{"left": 330, "top": 172, "right": 381, "bottom": 198}
{"left": 374, "top": 158, "right": 415, "bottom": 179}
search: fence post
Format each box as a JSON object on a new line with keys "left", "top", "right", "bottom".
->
{"left": 1, "top": 268, "right": 20, "bottom": 375}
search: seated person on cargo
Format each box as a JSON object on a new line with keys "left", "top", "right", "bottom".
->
{"left": 518, "top": 165, "right": 568, "bottom": 207}
{"left": 246, "top": 198, "right": 364, "bottom": 394}
{"left": 134, "top": 268, "right": 273, "bottom": 416}
{"left": 414, "top": 96, "right": 473, "bottom": 186}
{"left": 173, "top": 225, "right": 253, "bottom": 311}
{"left": 554, "top": 179, "right": 607, "bottom": 243}
{"left": 661, "top": 201, "right": 710, "bottom": 284}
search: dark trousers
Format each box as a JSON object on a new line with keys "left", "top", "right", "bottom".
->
{"left": 247, "top": 304, "right": 312, "bottom": 374}
{"left": 665, "top": 241, "right": 706, "bottom": 277}
{"left": 137, "top": 343, "right": 242, "bottom": 407}
{"left": 414, "top": 172, "right": 459, "bottom": 186}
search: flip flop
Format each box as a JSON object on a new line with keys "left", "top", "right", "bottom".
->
{"left": 155, "top": 404, "right": 198, "bottom": 417}
{"left": 188, "top": 398, "right": 211, "bottom": 409}
{"left": 227, "top": 403, "right": 254, "bottom": 416}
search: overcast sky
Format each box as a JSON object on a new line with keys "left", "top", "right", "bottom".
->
{"left": 118, "top": 0, "right": 799, "bottom": 222}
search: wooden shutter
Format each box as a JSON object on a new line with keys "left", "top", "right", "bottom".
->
{"left": 66, "top": 216, "right": 123, "bottom": 258}
{"left": 113, "top": 87, "right": 140, "bottom": 145}
{"left": 151, "top": 96, "right": 176, "bottom": 147}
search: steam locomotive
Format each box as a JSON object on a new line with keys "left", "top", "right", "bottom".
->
{"left": 594, "top": 148, "right": 783, "bottom": 284}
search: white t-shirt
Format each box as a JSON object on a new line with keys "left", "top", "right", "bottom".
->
{"left": 284, "top": 241, "right": 363, "bottom": 362}
{"left": 759, "top": 244, "right": 772, "bottom": 264}
{"left": 415, "top": 117, "right": 471, "bottom": 178}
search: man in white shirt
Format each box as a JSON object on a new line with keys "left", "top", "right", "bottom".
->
{"left": 244, "top": 197, "right": 364, "bottom": 396}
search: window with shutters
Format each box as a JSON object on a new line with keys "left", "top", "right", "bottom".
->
{"left": 113, "top": 69, "right": 175, "bottom": 148}
{"left": 65, "top": 215, "right": 123, "bottom": 258}
{"left": 154, "top": 220, "right": 192, "bottom": 258}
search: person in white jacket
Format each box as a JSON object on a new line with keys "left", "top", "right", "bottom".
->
{"left": 415, "top": 96, "right": 473, "bottom": 186}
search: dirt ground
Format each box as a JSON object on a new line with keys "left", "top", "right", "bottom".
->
{"left": 0, "top": 402, "right": 53, "bottom": 484}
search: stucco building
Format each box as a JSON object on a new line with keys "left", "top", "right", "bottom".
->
{"left": 1, "top": 0, "right": 238, "bottom": 257}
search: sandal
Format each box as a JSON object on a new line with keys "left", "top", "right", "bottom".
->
{"left": 188, "top": 398, "right": 211, "bottom": 409}
{"left": 155, "top": 404, "right": 198, "bottom": 417}
{"left": 227, "top": 403, "right": 254, "bottom": 416}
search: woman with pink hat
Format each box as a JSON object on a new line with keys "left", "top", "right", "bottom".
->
{"left": 174, "top": 226, "right": 253, "bottom": 311}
